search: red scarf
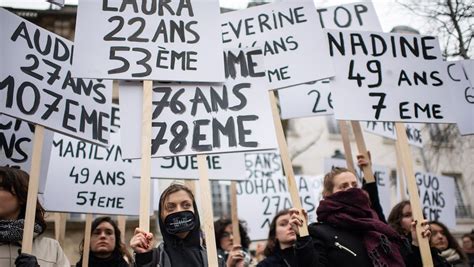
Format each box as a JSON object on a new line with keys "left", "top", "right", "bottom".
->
{"left": 317, "top": 188, "right": 406, "bottom": 267}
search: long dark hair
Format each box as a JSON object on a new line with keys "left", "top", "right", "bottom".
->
{"left": 214, "top": 218, "right": 251, "bottom": 250}
{"left": 0, "top": 167, "right": 46, "bottom": 234}
{"left": 387, "top": 200, "right": 411, "bottom": 236}
{"left": 429, "top": 220, "right": 468, "bottom": 262}
{"left": 79, "top": 216, "right": 133, "bottom": 263}
{"left": 263, "top": 209, "right": 290, "bottom": 257}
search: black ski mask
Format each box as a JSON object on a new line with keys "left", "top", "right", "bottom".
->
{"left": 164, "top": 210, "right": 196, "bottom": 235}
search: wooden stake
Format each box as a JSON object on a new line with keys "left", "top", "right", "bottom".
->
{"left": 395, "top": 140, "right": 407, "bottom": 200}
{"left": 395, "top": 122, "right": 433, "bottom": 267}
{"left": 230, "top": 181, "right": 241, "bottom": 246}
{"left": 350, "top": 121, "right": 375, "bottom": 183}
{"left": 139, "top": 80, "right": 153, "bottom": 232}
{"left": 21, "top": 125, "right": 45, "bottom": 253}
{"left": 54, "top": 213, "right": 67, "bottom": 246}
{"left": 197, "top": 154, "right": 219, "bottom": 267}
{"left": 269, "top": 91, "right": 308, "bottom": 236}
{"left": 82, "top": 214, "right": 93, "bottom": 267}
{"left": 117, "top": 216, "right": 127, "bottom": 242}
{"left": 337, "top": 120, "right": 356, "bottom": 173}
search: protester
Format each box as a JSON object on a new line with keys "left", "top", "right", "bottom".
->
{"left": 388, "top": 200, "right": 413, "bottom": 237}
{"left": 429, "top": 221, "right": 469, "bottom": 267}
{"left": 214, "top": 218, "right": 251, "bottom": 266}
{"left": 388, "top": 200, "right": 452, "bottom": 266}
{"left": 76, "top": 216, "right": 132, "bottom": 267}
{"left": 130, "top": 183, "right": 226, "bottom": 267}
{"left": 256, "top": 209, "right": 317, "bottom": 267}
{"left": 461, "top": 234, "right": 474, "bottom": 267}
{"left": 0, "top": 167, "right": 70, "bottom": 267}
{"left": 291, "top": 166, "right": 433, "bottom": 267}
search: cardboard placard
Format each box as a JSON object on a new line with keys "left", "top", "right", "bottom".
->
{"left": 131, "top": 153, "right": 246, "bottom": 180}
{"left": 244, "top": 152, "right": 283, "bottom": 179}
{"left": 237, "top": 175, "right": 322, "bottom": 241}
{"left": 42, "top": 131, "right": 145, "bottom": 215}
{"left": 363, "top": 121, "right": 424, "bottom": 148}
{"left": 221, "top": 2, "right": 334, "bottom": 89}
{"left": 72, "top": 0, "right": 224, "bottom": 82}
{"left": 42, "top": 106, "right": 151, "bottom": 215}
{"left": 324, "top": 158, "right": 392, "bottom": 218}
{"left": 413, "top": 172, "right": 456, "bottom": 228}
{"left": 327, "top": 29, "right": 455, "bottom": 123}
{"left": 46, "top": 0, "right": 64, "bottom": 7}
{"left": 0, "top": 8, "right": 112, "bottom": 145}
{"left": 0, "top": 114, "right": 54, "bottom": 193}
{"left": 278, "top": 2, "right": 382, "bottom": 119}
{"left": 119, "top": 48, "right": 278, "bottom": 158}
{"left": 447, "top": 61, "right": 474, "bottom": 135}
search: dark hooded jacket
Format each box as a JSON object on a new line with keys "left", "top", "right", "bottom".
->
{"left": 76, "top": 250, "right": 131, "bottom": 267}
{"left": 134, "top": 197, "right": 225, "bottom": 267}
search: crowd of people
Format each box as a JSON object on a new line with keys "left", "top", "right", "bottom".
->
{"left": 1, "top": 163, "right": 473, "bottom": 267}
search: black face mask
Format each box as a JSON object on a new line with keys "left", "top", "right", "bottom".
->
{"left": 164, "top": 211, "right": 196, "bottom": 235}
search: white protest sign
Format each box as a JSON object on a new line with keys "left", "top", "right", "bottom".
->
{"left": 414, "top": 172, "right": 456, "bottom": 228}
{"left": 460, "top": 59, "right": 474, "bottom": 83}
{"left": 363, "top": 121, "right": 424, "bottom": 148}
{"left": 131, "top": 153, "right": 246, "bottom": 180}
{"left": 324, "top": 158, "right": 392, "bottom": 218}
{"left": 0, "top": 8, "right": 112, "bottom": 145}
{"left": 279, "top": 80, "right": 334, "bottom": 119}
{"left": 327, "top": 29, "right": 456, "bottom": 123}
{"left": 221, "top": 1, "right": 334, "bottom": 89}
{"left": 72, "top": 0, "right": 224, "bottom": 82}
{"left": 447, "top": 61, "right": 474, "bottom": 135}
{"left": 316, "top": 2, "right": 382, "bottom": 31}
{"left": 120, "top": 48, "right": 278, "bottom": 158}
{"left": 0, "top": 114, "right": 54, "bottom": 193}
{"left": 244, "top": 152, "right": 283, "bottom": 179}
{"left": 279, "top": 2, "right": 381, "bottom": 119}
{"left": 43, "top": 131, "right": 143, "bottom": 215}
{"left": 237, "top": 175, "right": 321, "bottom": 241}
{"left": 46, "top": 0, "right": 64, "bottom": 7}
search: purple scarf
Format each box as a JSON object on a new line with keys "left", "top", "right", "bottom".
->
{"left": 317, "top": 188, "right": 405, "bottom": 267}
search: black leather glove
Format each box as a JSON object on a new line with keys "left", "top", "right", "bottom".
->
{"left": 15, "top": 251, "right": 40, "bottom": 267}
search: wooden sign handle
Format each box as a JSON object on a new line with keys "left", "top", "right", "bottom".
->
{"left": 395, "top": 122, "right": 433, "bottom": 267}
{"left": 394, "top": 140, "right": 407, "bottom": 200}
{"left": 230, "top": 181, "right": 241, "bottom": 246}
{"left": 350, "top": 121, "right": 375, "bottom": 183}
{"left": 54, "top": 213, "right": 67, "bottom": 246}
{"left": 337, "top": 120, "right": 356, "bottom": 173}
{"left": 21, "top": 125, "right": 45, "bottom": 253}
{"left": 269, "top": 91, "right": 308, "bottom": 236}
{"left": 139, "top": 80, "right": 153, "bottom": 232}
{"left": 82, "top": 214, "right": 93, "bottom": 267}
{"left": 117, "top": 215, "right": 127, "bottom": 242}
{"left": 197, "top": 154, "right": 219, "bottom": 267}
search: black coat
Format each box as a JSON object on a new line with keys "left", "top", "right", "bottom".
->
{"left": 257, "top": 236, "right": 319, "bottom": 267}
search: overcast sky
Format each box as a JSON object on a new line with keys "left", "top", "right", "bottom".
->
{"left": 0, "top": 0, "right": 426, "bottom": 33}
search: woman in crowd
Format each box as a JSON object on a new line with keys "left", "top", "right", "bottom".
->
{"left": 388, "top": 200, "right": 452, "bottom": 266}
{"left": 214, "top": 218, "right": 251, "bottom": 266}
{"left": 76, "top": 216, "right": 132, "bottom": 267}
{"left": 290, "top": 166, "right": 433, "bottom": 267}
{"left": 430, "top": 221, "right": 468, "bottom": 267}
{"left": 257, "top": 209, "right": 317, "bottom": 267}
{"left": 461, "top": 234, "right": 474, "bottom": 267}
{"left": 130, "top": 183, "right": 227, "bottom": 267}
{"left": 0, "top": 167, "right": 70, "bottom": 267}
